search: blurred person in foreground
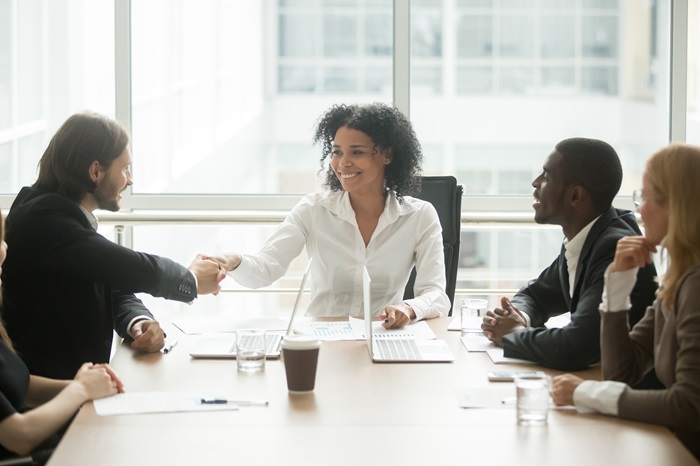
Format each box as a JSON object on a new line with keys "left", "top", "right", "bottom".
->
{"left": 0, "top": 210, "right": 122, "bottom": 464}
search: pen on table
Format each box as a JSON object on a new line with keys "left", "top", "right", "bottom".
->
{"left": 501, "top": 397, "right": 517, "bottom": 405}
{"left": 200, "top": 398, "right": 269, "bottom": 407}
{"left": 162, "top": 339, "right": 179, "bottom": 354}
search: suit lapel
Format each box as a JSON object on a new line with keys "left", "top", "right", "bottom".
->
{"left": 570, "top": 207, "right": 617, "bottom": 304}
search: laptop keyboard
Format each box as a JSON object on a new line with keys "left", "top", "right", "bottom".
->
{"left": 376, "top": 339, "right": 421, "bottom": 360}
{"left": 233, "top": 334, "right": 283, "bottom": 354}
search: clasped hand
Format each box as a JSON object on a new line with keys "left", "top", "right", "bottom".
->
{"left": 188, "top": 254, "right": 228, "bottom": 295}
{"left": 481, "top": 296, "right": 527, "bottom": 346}
{"left": 74, "top": 362, "right": 124, "bottom": 400}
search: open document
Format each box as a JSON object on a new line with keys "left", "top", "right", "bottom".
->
{"left": 93, "top": 392, "right": 242, "bottom": 416}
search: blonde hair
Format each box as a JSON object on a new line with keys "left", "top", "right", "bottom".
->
{"left": 645, "top": 144, "right": 700, "bottom": 307}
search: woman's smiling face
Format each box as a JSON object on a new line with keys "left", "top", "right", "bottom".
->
{"left": 330, "top": 126, "right": 391, "bottom": 197}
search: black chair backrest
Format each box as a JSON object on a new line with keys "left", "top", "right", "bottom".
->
{"left": 403, "top": 176, "right": 463, "bottom": 315}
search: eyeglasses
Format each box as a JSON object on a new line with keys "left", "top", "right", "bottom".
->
{"left": 632, "top": 189, "right": 643, "bottom": 209}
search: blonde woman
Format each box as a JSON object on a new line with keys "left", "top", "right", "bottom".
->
{"left": 0, "top": 212, "right": 123, "bottom": 463}
{"left": 551, "top": 144, "right": 700, "bottom": 459}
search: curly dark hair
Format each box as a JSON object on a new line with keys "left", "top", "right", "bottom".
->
{"left": 312, "top": 103, "right": 423, "bottom": 200}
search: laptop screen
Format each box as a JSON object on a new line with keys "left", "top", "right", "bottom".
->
{"left": 286, "top": 258, "right": 313, "bottom": 336}
{"left": 362, "top": 266, "right": 373, "bottom": 355}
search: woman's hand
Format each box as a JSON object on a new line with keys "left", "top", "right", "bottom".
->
{"left": 612, "top": 236, "right": 657, "bottom": 272}
{"left": 73, "top": 363, "right": 121, "bottom": 400}
{"left": 380, "top": 302, "right": 415, "bottom": 329}
{"left": 551, "top": 374, "right": 584, "bottom": 406}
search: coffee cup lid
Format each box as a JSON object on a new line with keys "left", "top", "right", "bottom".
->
{"left": 281, "top": 334, "right": 321, "bottom": 350}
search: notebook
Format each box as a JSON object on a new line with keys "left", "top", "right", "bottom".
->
{"left": 363, "top": 267, "right": 454, "bottom": 363}
{"left": 189, "top": 259, "right": 312, "bottom": 359}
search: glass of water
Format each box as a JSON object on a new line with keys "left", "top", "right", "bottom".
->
{"left": 460, "top": 298, "right": 488, "bottom": 335}
{"left": 236, "top": 329, "right": 266, "bottom": 373}
{"left": 515, "top": 373, "right": 551, "bottom": 425}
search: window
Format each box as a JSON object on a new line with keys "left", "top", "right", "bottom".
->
{"left": 0, "top": 0, "right": 114, "bottom": 195}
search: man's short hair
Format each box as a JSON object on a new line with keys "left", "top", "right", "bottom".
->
{"left": 555, "top": 137, "right": 622, "bottom": 213}
{"left": 33, "top": 112, "right": 130, "bottom": 203}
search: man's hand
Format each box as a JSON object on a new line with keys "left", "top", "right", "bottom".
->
{"left": 188, "top": 255, "right": 226, "bottom": 295}
{"left": 552, "top": 374, "right": 584, "bottom": 406}
{"left": 130, "top": 320, "right": 165, "bottom": 353}
{"left": 199, "top": 253, "right": 242, "bottom": 272}
{"left": 481, "top": 296, "right": 527, "bottom": 346}
{"left": 380, "top": 302, "right": 415, "bottom": 329}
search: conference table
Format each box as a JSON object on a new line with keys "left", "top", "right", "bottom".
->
{"left": 47, "top": 317, "right": 698, "bottom": 466}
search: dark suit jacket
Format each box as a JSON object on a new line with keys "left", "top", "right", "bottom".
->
{"left": 2, "top": 187, "right": 197, "bottom": 379}
{"left": 502, "top": 207, "right": 658, "bottom": 371}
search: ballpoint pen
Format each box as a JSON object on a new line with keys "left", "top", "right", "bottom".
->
{"left": 501, "top": 397, "right": 517, "bottom": 405}
{"left": 200, "top": 398, "right": 269, "bottom": 407}
{"left": 162, "top": 339, "right": 179, "bottom": 354}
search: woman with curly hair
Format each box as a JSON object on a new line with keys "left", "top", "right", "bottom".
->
{"left": 551, "top": 143, "right": 700, "bottom": 459}
{"left": 207, "top": 103, "right": 449, "bottom": 328}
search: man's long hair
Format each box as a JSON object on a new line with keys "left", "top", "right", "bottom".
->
{"left": 33, "top": 112, "right": 130, "bottom": 202}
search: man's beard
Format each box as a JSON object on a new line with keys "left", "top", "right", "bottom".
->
{"left": 94, "top": 186, "right": 121, "bottom": 212}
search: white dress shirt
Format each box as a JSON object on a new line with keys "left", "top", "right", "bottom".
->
{"left": 563, "top": 215, "right": 599, "bottom": 298}
{"left": 230, "top": 191, "right": 450, "bottom": 321}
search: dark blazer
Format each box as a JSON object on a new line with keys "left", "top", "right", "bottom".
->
{"left": 2, "top": 187, "right": 197, "bottom": 379}
{"left": 502, "top": 207, "right": 658, "bottom": 371}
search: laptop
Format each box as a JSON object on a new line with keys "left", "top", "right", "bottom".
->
{"left": 363, "top": 267, "right": 454, "bottom": 363}
{"left": 189, "top": 259, "right": 312, "bottom": 359}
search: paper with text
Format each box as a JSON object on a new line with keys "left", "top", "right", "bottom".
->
{"left": 93, "top": 392, "right": 239, "bottom": 416}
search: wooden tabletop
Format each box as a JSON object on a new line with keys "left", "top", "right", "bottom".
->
{"left": 47, "top": 317, "right": 699, "bottom": 466}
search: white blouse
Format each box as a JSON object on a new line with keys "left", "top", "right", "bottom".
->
{"left": 229, "top": 190, "right": 450, "bottom": 321}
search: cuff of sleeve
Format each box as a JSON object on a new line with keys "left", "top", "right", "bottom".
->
{"left": 127, "top": 316, "right": 153, "bottom": 338}
{"left": 573, "top": 380, "right": 625, "bottom": 415}
{"left": 228, "top": 255, "right": 251, "bottom": 281}
{"left": 599, "top": 263, "right": 638, "bottom": 313}
{"left": 403, "top": 300, "right": 422, "bottom": 321}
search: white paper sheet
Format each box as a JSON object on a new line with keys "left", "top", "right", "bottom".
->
{"left": 486, "top": 348, "right": 536, "bottom": 365}
{"left": 460, "top": 335, "right": 497, "bottom": 352}
{"left": 93, "top": 392, "right": 240, "bottom": 415}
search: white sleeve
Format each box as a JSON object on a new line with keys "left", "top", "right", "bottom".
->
{"left": 573, "top": 380, "right": 626, "bottom": 415}
{"left": 229, "top": 205, "right": 308, "bottom": 289}
{"left": 599, "top": 263, "right": 639, "bottom": 313}
{"left": 404, "top": 205, "right": 450, "bottom": 321}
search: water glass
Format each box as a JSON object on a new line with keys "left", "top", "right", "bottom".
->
{"left": 236, "top": 329, "right": 266, "bottom": 373}
{"left": 515, "top": 373, "right": 550, "bottom": 425}
{"left": 460, "top": 298, "right": 488, "bottom": 335}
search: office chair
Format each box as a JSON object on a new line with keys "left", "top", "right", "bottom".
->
{"left": 403, "top": 176, "right": 463, "bottom": 316}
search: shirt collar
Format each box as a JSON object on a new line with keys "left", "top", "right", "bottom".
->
{"left": 318, "top": 190, "right": 417, "bottom": 224}
{"left": 564, "top": 215, "right": 600, "bottom": 262}
{"left": 79, "top": 205, "right": 99, "bottom": 231}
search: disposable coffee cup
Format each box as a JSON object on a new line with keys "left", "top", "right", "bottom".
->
{"left": 281, "top": 335, "right": 321, "bottom": 394}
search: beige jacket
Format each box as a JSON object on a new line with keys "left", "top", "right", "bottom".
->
{"left": 601, "top": 262, "right": 700, "bottom": 458}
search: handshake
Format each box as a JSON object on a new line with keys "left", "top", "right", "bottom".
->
{"left": 187, "top": 253, "right": 242, "bottom": 296}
